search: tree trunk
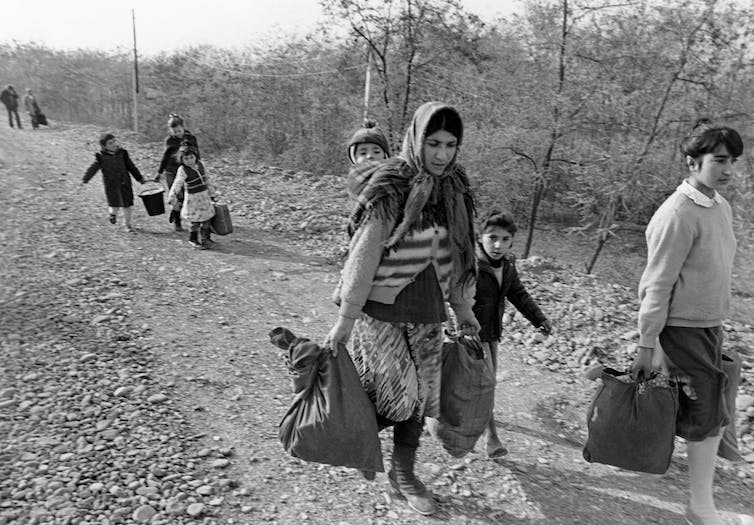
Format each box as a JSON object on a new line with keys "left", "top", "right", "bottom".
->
{"left": 523, "top": 180, "right": 544, "bottom": 258}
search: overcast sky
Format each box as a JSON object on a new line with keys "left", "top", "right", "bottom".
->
{"left": 2, "top": 1, "right": 523, "bottom": 55}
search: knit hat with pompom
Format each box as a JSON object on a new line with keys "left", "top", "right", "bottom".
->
{"left": 347, "top": 119, "right": 390, "bottom": 164}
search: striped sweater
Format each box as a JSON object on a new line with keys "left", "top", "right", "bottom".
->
{"left": 337, "top": 215, "right": 475, "bottom": 321}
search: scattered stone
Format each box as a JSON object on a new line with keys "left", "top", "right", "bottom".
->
{"left": 132, "top": 504, "right": 157, "bottom": 523}
{"left": 211, "top": 459, "right": 230, "bottom": 469}
{"left": 114, "top": 386, "right": 133, "bottom": 397}
{"left": 186, "top": 502, "right": 205, "bottom": 517}
{"left": 147, "top": 393, "right": 168, "bottom": 404}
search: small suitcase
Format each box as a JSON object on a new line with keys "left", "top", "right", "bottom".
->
{"left": 211, "top": 203, "right": 233, "bottom": 235}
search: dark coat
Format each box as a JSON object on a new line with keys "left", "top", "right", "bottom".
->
{"left": 472, "top": 248, "right": 547, "bottom": 342}
{"left": 82, "top": 148, "right": 145, "bottom": 207}
{"left": 158, "top": 131, "right": 200, "bottom": 175}
{"left": 0, "top": 88, "right": 19, "bottom": 110}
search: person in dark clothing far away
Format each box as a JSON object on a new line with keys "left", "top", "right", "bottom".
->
{"left": 0, "top": 85, "right": 22, "bottom": 129}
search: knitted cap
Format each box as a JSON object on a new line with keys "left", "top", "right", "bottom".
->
{"left": 99, "top": 132, "right": 115, "bottom": 147}
{"left": 347, "top": 119, "right": 390, "bottom": 164}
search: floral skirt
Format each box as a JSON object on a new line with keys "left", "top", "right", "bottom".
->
{"left": 349, "top": 314, "right": 443, "bottom": 422}
{"left": 180, "top": 190, "right": 215, "bottom": 223}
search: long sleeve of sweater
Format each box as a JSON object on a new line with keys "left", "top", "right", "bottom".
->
{"left": 637, "top": 207, "right": 693, "bottom": 348}
{"left": 337, "top": 216, "right": 393, "bottom": 319}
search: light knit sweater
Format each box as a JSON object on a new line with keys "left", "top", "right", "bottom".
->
{"left": 637, "top": 181, "right": 737, "bottom": 348}
{"left": 337, "top": 214, "right": 475, "bottom": 321}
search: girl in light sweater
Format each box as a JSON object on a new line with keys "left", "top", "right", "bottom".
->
{"left": 326, "top": 102, "right": 479, "bottom": 516}
{"left": 631, "top": 119, "right": 742, "bottom": 525}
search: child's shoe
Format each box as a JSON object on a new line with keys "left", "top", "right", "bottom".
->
{"left": 109, "top": 213, "right": 117, "bottom": 224}
{"left": 486, "top": 437, "right": 509, "bottom": 459}
{"left": 174, "top": 216, "right": 184, "bottom": 232}
{"left": 188, "top": 231, "right": 205, "bottom": 249}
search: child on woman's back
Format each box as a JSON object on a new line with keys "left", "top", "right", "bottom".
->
{"left": 82, "top": 132, "right": 146, "bottom": 233}
{"left": 472, "top": 210, "right": 551, "bottom": 458}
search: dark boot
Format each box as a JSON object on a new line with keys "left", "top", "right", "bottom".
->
{"left": 188, "top": 231, "right": 204, "bottom": 249}
{"left": 174, "top": 214, "right": 184, "bottom": 232}
{"left": 388, "top": 444, "right": 436, "bottom": 516}
{"left": 201, "top": 226, "right": 215, "bottom": 248}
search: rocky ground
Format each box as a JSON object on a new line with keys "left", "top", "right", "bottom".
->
{"left": 0, "top": 121, "right": 753, "bottom": 525}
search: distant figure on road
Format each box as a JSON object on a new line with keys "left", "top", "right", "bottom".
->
{"left": 0, "top": 85, "right": 22, "bottom": 129}
{"left": 82, "top": 132, "right": 147, "bottom": 233}
{"left": 23, "top": 89, "right": 42, "bottom": 129}
{"left": 156, "top": 113, "right": 201, "bottom": 232}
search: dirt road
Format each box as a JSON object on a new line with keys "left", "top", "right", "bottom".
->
{"left": 1, "top": 123, "right": 752, "bottom": 524}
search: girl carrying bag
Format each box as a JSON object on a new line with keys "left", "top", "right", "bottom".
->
{"left": 583, "top": 367, "right": 678, "bottom": 474}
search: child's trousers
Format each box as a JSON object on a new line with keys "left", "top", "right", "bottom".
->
{"left": 190, "top": 220, "right": 212, "bottom": 242}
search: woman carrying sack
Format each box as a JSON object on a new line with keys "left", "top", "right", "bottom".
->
{"left": 326, "top": 102, "right": 479, "bottom": 516}
{"left": 631, "top": 119, "right": 742, "bottom": 525}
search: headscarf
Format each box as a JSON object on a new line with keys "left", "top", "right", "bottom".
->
{"left": 347, "top": 101, "right": 476, "bottom": 284}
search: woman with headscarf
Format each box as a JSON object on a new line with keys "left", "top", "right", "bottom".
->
{"left": 326, "top": 101, "right": 479, "bottom": 516}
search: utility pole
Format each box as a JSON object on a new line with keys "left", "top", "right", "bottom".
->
{"left": 131, "top": 9, "right": 139, "bottom": 133}
{"left": 362, "top": 47, "right": 372, "bottom": 122}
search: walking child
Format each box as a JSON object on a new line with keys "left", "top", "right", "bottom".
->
{"left": 156, "top": 114, "right": 201, "bottom": 232}
{"left": 631, "top": 119, "right": 742, "bottom": 525}
{"left": 82, "top": 133, "right": 146, "bottom": 233}
{"left": 472, "top": 210, "right": 551, "bottom": 458}
{"left": 167, "top": 144, "right": 217, "bottom": 250}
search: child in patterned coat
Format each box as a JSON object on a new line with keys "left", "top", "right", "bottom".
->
{"left": 167, "top": 144, "right": 216, "bottom": 249}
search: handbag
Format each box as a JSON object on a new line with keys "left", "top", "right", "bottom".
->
{"left": 35, "top": 112, "right": 48, "bottom": 126}
{"left": 427, "top": 335, "right": 496, "bottom": 458}
{"left": 583, "top": 368, "right": 678, "bottom": 474}
{"left": 269, "top": 327, "right": 383, "bottom": 472}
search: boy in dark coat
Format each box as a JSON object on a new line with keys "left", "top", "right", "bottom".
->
{"left": 472, "top": 210, "right": 551, "bottom": 458}
{"left": 0, "top": 85, "right": 21, "bottom": 129}
{"left": 82, "top": 133, "right": 146, "bottom": 232}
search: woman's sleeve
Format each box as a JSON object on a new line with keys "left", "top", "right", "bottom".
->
{"left": 448, "top": 270, "right": 476, "bottom": 322}
{"left": 337, "top": 214, "right": 393, "bottom": 319}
